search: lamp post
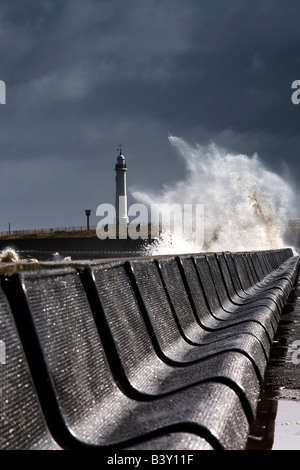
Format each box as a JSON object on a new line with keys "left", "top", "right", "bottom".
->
{"left": 85, "top": 210, "right": 91, "bottom": 231}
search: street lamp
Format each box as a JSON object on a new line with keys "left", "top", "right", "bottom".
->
{"left": 85, "top": 209, "right": 91, "bottom": 231}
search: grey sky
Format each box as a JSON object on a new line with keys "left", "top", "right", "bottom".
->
{"left": 0, "top": 0, "right": 300, "bottom": 231}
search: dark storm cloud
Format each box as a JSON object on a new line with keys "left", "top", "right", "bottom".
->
{"left": 0, "top": 0, "right": 300, "bottom": 230}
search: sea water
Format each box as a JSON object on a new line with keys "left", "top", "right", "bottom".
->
{"left": 132, "top": 135, "right": 297, "bottom": 255}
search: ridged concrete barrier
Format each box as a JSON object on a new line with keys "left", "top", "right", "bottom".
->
{"left": 0, "top": 248, "right": 299, "bottom": 450}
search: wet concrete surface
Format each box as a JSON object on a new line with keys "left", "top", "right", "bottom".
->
{"left": 246, "top": 277, "right": 300, "bottom": 450}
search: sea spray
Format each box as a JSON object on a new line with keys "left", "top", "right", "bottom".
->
{"left": 0, "top": 248, "right": 19, "bottom": 263}
{"left": 132, "top": 136, "right": 295, "bottom": 255}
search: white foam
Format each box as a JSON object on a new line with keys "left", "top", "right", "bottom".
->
{"left": 132, "top": 136, "right": 295, "bottom": 255}
{"left": 0, "top": 248, "right": 19, "bottom": 263}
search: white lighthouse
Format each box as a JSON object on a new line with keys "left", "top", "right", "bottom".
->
{"left": 115, "top": 146, "right": 129, "bottom": 231}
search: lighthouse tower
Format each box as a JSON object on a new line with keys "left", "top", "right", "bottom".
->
{"left": 115, "top": 146, "right": 129, "bottom": 229}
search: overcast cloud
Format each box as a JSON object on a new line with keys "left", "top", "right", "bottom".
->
{"left": 0, "top": 0, "right": 300, "bottom": 231}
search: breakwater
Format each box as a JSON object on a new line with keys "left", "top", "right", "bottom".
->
{"left": 0, "top": 236, "right": 154, "bottom": 260}
{"left": 0, "top": 248, "right": 299, "bottom": 451}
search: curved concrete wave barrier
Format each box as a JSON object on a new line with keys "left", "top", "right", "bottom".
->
{"left": 0, "top": 248, "right": 299, "bottom": 450}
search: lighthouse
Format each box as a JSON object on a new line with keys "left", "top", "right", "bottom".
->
{"left": 115, "top": 146, "right": 129, "bottom": 231}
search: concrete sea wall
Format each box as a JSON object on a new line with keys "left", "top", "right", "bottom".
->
{"left": 0, "top": 236, "right": 152, "bottom": 259}
{"left": 0, "top": 248, "right": 299, "bottom": 451}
